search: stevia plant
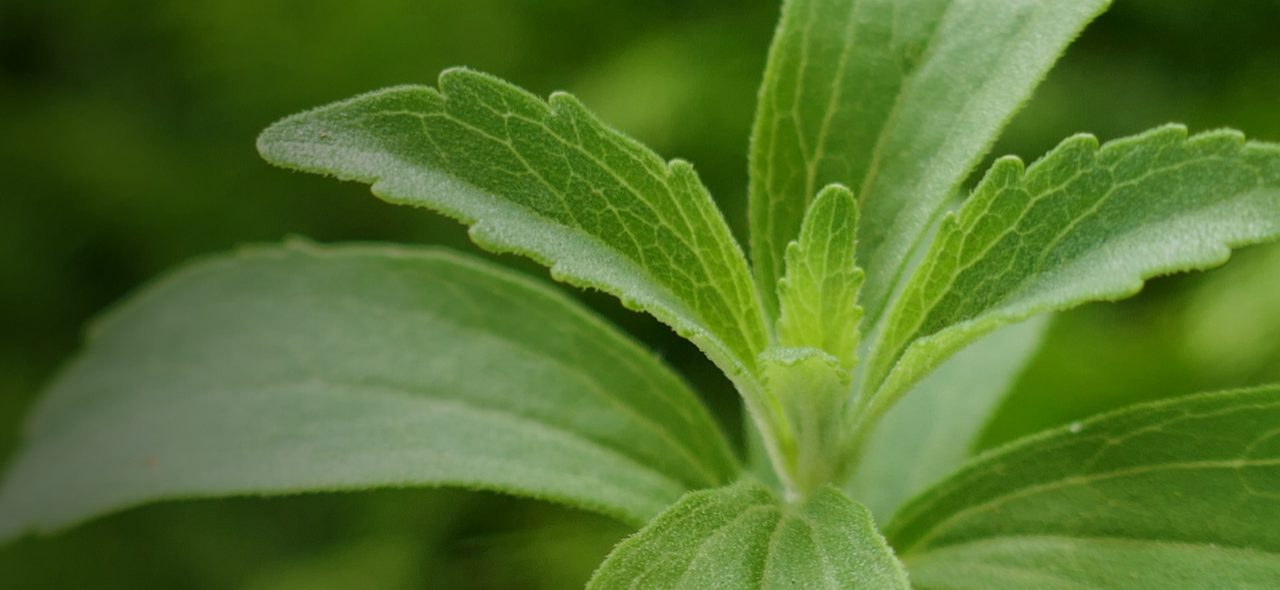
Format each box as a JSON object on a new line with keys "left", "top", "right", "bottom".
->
{"left": 2, "top": 0, "right": 1279, "bottom": 587}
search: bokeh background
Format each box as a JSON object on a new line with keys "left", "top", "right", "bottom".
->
{"left": 1, "top": 0, "right": 1278, "bottom": 587}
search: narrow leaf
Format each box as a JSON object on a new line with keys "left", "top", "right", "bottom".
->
{"left": 0, "top": 241, "right": 740, "bottom": 539}
{"left": 776, "top": 184, "right": 865, "bottom": 370}
{"left": 905, "top": 537, "right": 1280, "bottom": 590}
{"left": 885, "top": 386, "right": 1280, "bottom": 588}
{"left": 846, "top": 316, "right": 1047, "bottom": 522}
{"left": 258, "top": 68, "right": 769, "bottom": 379}
{"left": 587, "top": 481, "right": 909, "bottom": 590}
{"left": 748, "top": 0, "right": 1111, "bottom": 325}
{"left": 864, "top": 126, "right": 1280, "bottom": 418}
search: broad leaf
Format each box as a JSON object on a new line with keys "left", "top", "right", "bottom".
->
{"left": 587, "top": 481, "right": 909, "bottom": 590}
{"left": 885, "top": 386, "right": 1280, "bottom": 589}
{"left": 748, "top": 0, "right": 1111, "bottom": 325}
{"left": 776, "top": 184, "right": 864, "bottom": 369}
{"left": 846, "top": 316, "right": 1047, "bottom": 522}
{"left": 863, "top": 126, "right": 1280, "bottom": 419}
{"left": 0, "top": 241, "right": 740, "bottom": 539}
{"left": 258, "top": 68, "right": 768, "bottom": 379}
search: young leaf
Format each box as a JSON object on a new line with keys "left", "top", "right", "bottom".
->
{"left": 586, "top": 481, "right": 909, "bottom": 590}
{"left": 257, "top": 68, "right": 769, "bottom": 380}
{"left": 863, "top": 126, "right": 1280, "bottom": 421}
{"left": 0, "top": 241, "right": 740, "bottom": 539}
{"left": 748, "top": 0, "right": 1111, "bottom": 324}
{"left": 776, "top": 184, "right": 864, "bottom": 370}
{"left": 884, "top": 386, "right": 1280, "bottom": 588}
{"left": 846, "top": 316, "right": 1047, "bottom": 522}
{"left": 758, "top": 347, "right": 857, "bottom": 498}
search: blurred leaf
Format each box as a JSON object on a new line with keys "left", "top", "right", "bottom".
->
{"left": 0, "top": 488, "right": 471, "bottom": 590}
{"left": 241, "top": 537, "right": 421, "bottom": 590}
{"left": 887, "top": 386, "right": 1280, "bottom": 589}
{"left": 445, "top": 517, "right": 631, "bottom": 590}
{"left": 0, "top": 241, "right": 740, "bottom": 539}
{"left": 847, "top": 316, "right": 1047, "bottom": 522}
{"left": 1183, "top": 243, "right": 1280, "bottom": 380}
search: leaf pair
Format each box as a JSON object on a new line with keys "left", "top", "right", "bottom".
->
{"left": 600, "top": 386, "right": 1280, "bottom": 588}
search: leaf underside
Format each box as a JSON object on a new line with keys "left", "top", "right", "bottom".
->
{"left": 749, "top": 0, "right": 1111, "bottom": 326}
{"left": 0, "top": 241, "right": 740, "bottom": 539}
{"left": 865, "top": 126, "right": 1280, "bottom": 417}
{"left": 587, "top": 481, "right": 909, "bottom": 590}
{"left": 257, "top": 68, "right": 768, "bottom": 380}
{"left": 886, "top": 385, "right": 1280, "bottom": 589}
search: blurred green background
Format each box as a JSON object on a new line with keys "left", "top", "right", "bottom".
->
{"left": 1, "top": 0, "right": 1278, "bottom": 587}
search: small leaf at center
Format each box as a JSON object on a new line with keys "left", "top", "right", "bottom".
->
{"left": 776, "top": 184, "right": 865, "bottom": 370}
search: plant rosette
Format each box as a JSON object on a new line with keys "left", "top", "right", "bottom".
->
{"left": 2, "top": 0, "right": 1279, "bottom": 588}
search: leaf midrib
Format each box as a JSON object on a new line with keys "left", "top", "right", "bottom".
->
{"left": 662, "top": 498, "right": 850, "bottom": 589}
{"left": 859, "top": 0, "right": 1057, "bottom": 328}
{"left": 881, "top": 142, "right": 1262, "bottom": 382}
{"left": 355, "top": 99, "right": 765, "bottom": 365}
{"left": 804, "top": 0, "right": 865, "bottom": 206}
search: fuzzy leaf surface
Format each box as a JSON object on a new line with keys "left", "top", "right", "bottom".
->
{"left": 587, "top": 481, "right": 908, "bottom": 590}
{"left": 258, "top": 68, "right": 768, "bottom": 378}
{"left": 846, "top": 316, "right": 1046, "bottom": 522}
{"left": 776, "top": 184, "right": 864, "bottom": 369}
{"left": 748, "top": 0, "right": 1110, "bottom": 323}
{"left": 865, "top": 126, "right": 1280, "bottom": 416}
{"left": 0, "top": 242, "right": 740, "bottom": 539}
{"left": 885, "top": 386, "right": 1280, "bottom": 589}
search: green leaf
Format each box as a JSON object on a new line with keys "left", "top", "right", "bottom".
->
{"left": 758, "top": 347, "right": 858, "bottom": 498}
{"left": 776, "top": 184, "right": 864, "bottom": 370}
{"left": 586, "top": 481, "right": 909, "bottom": 590}
{"left": 903, "top": 537, "right": 1280, "bottom": 590}
{"left": 757, "top": 186, "right": 865, "bottom": 497}
{"left": 846, "top": 316, "right": 1047, "bottom": 522}
{"left": 0, "top": 241, "right": 740, "bottom": 539}
{"left": 257, "top": 68, "right": 768, "bottom": 380}
{"left": 748, "top": 0, "right": 1111, "bottom": 325}
{"left": 744, "top": 408, "right": 785, "bottom": 493}
{"left": 884, "top": 386, "right": 1280, "bottom": 589}
{"left": 863, "top": 126, "right": 1280, "bottom": 422}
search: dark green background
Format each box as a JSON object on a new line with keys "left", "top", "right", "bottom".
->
{"left": 1, "top": 0, "right": 1278, "bottom": 587}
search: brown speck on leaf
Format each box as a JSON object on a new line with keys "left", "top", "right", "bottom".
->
{"left": 143, "top": 457, "right": 158, "bottom": 470}
{"left": 318, "top": 131, "right": 329, "bottom": 139}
